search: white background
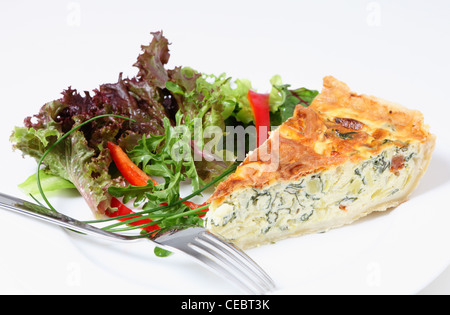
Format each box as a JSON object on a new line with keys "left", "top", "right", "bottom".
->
{"left": 0, "top": 0, "right": 449, "bottom": 295}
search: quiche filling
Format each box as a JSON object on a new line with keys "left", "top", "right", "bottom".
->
{"left": 206, "top": 142, "right": 422, "bottom": 249}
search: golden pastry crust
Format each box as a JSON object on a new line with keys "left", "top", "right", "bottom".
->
{"left": 209, "top": 76, "right": 434, "bottom": 205}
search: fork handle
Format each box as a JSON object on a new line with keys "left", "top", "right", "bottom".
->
{"left": 0, "top": 192, "right": 132, "bottom": 242}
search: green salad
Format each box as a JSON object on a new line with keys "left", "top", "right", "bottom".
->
{"left": 10, "top": 31, "right": 318, "bottom": 254}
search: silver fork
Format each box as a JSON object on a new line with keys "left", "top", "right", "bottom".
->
{"left": 0, "top": 192, "right": 275, "bottom": 294}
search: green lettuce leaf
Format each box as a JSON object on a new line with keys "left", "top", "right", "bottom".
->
{"left": 11, "top": 122, "right": 116, "bottom": 215}
{"left": 18, "top": 170, "right": 76, "bottom": 196}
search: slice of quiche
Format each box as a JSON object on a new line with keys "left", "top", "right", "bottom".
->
{"left": 205, "top": 76, "right": 436, "bottom": 250}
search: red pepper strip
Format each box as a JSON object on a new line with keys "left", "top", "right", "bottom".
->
{"left": 109, "top": 197, "right": 159, "bottom": 233}
{"left": 107, "top": 141, "right": 160, "bottom": 231}
{"left": 247, "top": 90, "right": 271, "bottom": 147}
{"left": 183, "top": 201, "right": 209, "bottom": 217}
{"left": 108, "top": 141, "right": 158, "bottom": 186}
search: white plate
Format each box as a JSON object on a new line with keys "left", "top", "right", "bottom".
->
{"left": 1, "top": 137, "right": 449, "bottom": 295}
{"left": 1, "top": 0, "right": 450, "bottom": 295}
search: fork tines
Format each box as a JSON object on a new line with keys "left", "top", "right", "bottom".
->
{"left": 156, "top": 227, "right": 275, "bottom": 295}
{"left": 191, "top": 231, "right": 276, "bottom": 295}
